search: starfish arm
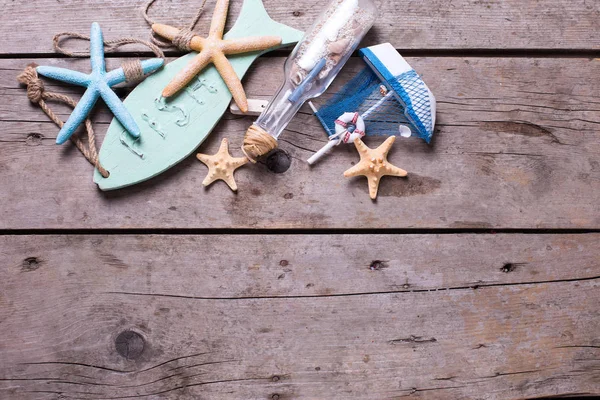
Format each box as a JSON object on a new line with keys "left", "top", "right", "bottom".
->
{"left": 343, "top": 162, "right": 367, "bottom": 178}
{"left": 90, "top": 22, "right": 106, "bottom": 73}
{"left": 378, "top": 136, "right": 397, "bottom": 153}
{"left": 196, "top": 153, "right": 213, "bottom": 166}
{"left": 212, "top": 51, "right": 248, "bottom": 113}
{"left": 201, "top": 170, "right": 220, "bottom": 187}
{"left": 385, "top": 164, "right": 408, "bottom": 177}
{"left": 231, "top": 157, "right": 249, "bottom": 169}
{"left": 162, "top": 51, "right": 213, "bottom": 98}
{"left": 105, "top": 58, "right": 165, "bottom": 87}
{"left": 105, "top": 68, "right": 127, "bottom": 87}
{"left": 367, "top": 176, "right": 381, "bottom": 200}
{"left": 56, "top": 87, "right": 100, "bottom": 144}
{"left": 209, "top": 0, "right": 230, "bottom": 39}
{"left": 36, "top": 66, "right": 90, "bottom": 87}
{"left": 222, "top": 173, "right": 238, "bottom": 191}
{"left": 98, "top": 84, "right": 141, "bottom": 138}
{"left": 152, "top": 23, "right": 181, "bottom": 42}
{"left": 221, "top": 36, "right": 282, "bottom": 54}
{"left": 353, "top": 138, "right": 373, "bottom": 157}
{"left": 218, "top": 138, "right": 231, "bottom": 154}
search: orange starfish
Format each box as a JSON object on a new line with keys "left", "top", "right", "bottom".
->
{"left": 344, "top": 136, "right": 408, "bottom": 200}
{"left": 152, "top": 0, "right": 282, "bottom": 112}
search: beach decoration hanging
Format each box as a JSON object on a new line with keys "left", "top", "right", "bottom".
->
{"left": 17, "top": 65, "right": 110, "bottom": 178}
{"left": 151, "top": 0, "right": 282, "bottom": 112}
{"left": 196, "top": 138, "right": 248, "bottom": 191}
{"left": 308, "top": 42, "right": 437, "bottom": 164}
{"left": 35, "top": 23, "right": 164, "bottom": 145}
{"left": 344, "top": 136, "right": 408, "bottom": 200}
{"left": 17, "top": 24, "right": 165, "bottom": 177}
{"left": 94, "top": 0, "right": 303, "bottom": 191}
{"left": 241, "top": 0, "right": 378, "bottom": 163}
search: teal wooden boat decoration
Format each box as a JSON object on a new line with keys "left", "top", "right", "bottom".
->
{"left": 94, "top": 0, "right": 303, "bottom": 190}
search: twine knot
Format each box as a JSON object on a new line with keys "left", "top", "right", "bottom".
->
{"left": 26, "top": 79, "right": 45, "bottom": 103}
{"left": 122, "top": 60, "right": 145, "bottom": 83}
{"left": 242, "top": 124, "right": 278, "bottom": 163}
{"left": 172, "top": 28, "right": 195, "bottom": 51}
{"left": 17, "top": 65, "right": 45, "bottom": 104}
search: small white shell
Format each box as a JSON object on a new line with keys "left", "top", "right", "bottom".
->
{"left": 290, "top": 63, "right": 306, "bottom": 86}
{"left": 328, "top": 38, "right": 351, "bottom": 55}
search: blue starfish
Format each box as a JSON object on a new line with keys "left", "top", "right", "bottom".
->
{"left": 36, "top": 23, "right": 164, "bottom": 145}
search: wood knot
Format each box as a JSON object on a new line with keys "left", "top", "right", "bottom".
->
{"left": 115, "top": 330, "right": 145, "bottom": 360}
{"left": 501, "top": 262, "right": 526, "bottom": 273}
{"left": 265, "top": 149, "right": 291, "bottom": 174}
{"left": 26, "top": 132, "right": 44, "bottom": 146}
{"left": 369, "top": 260, "right": 388, "bottom": 271}
{"left": 21, "top": 257, "right": 42, "bottom": 272}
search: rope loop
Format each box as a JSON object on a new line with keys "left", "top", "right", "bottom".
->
{"left": 17, "top": 65, "right": 110, "bottom": 178}
{"left": 53, "top": 32, "right": 165, "bottom": 59}
{"left": 143, "top": 0, "right": 208, "bottom": 49}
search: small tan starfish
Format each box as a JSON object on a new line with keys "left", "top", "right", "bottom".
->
{"left": 152, "top": 0, "right": 282, "bottom": 112}
{"left": 197, "top": 138, "right": 248, "bottom": 191}
{"left": 344, "top": 136, "right": 408, "bottom": 200}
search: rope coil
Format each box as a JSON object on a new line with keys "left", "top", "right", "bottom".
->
{"left": 17, "top": 64, "right": 110, "bottom": 178}
{"left": 242, "top": 124, "right": 278, "bottom": 163}
{"left": 122, "top": 59, "right": 145, "bottom": 83}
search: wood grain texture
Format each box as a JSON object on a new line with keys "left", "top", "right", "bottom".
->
{"left": 2, "top": 57, "right": 599, "bottom": 230}
{"left": 0, "top": 234, "right": 598, "bottom": 399}
{"left": 1, "top": 0, "right": 599, "bottom": 55}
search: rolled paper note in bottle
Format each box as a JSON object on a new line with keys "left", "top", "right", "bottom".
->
{"left": 242, "top": 0, "right": 377, "bottom": 162}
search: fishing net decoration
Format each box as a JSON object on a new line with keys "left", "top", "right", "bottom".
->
{"left": 313, "top": 66, "right": 434, "bottom": 143}
{"left": 307, "top": 44, "right": 437, "bottom": 164}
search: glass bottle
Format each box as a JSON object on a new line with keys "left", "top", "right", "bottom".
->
{"left": 242, "top": 0, "right": 378, "bottom": 161}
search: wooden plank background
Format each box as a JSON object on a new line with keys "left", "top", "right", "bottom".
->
{"left": 0, "top": 0, "right": 598, "bottom": 399}
{"left": 1, "top": 57, "right": 599, "bottom": 230}
{"left": 1, "top": 234, "right": 599, "bottom": 399}
{"left": 1, "top": 0, "right": 599, "bottom": 54}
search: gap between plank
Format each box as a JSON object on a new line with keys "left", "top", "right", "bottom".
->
{"left": 1, "top": 48, "right": 599, "bottom": 60}
{"left": 0, "top": 228, "right": 599, "bottom": 236}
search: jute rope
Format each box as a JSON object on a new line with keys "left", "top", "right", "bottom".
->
{"left": 242, "top": 124, "right": 278, "bottom": 163}
{"left": 19, "top": 32, "right": 166, "bottom": 177}
{"left": 143, "top": 0, "right": 208, "bottom": 51}
{"left": 17, "top": 65, "right": 110, "bottom": 178}
{"left": 53, "top": 32, "right": 165, "bottom": 83}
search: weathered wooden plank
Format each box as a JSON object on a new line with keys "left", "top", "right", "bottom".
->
{"left": 1, "top": 0, "right": 599, "bottom": 55}
{"left": 2, "top": 57, "right": 599, "bottom": 230}
{"left": 0, "top": 234, "right": 598, "bottom": 399}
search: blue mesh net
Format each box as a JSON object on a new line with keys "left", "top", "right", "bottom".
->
{"left": 314, "top": 67, "right": 434, "bottom": 143}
